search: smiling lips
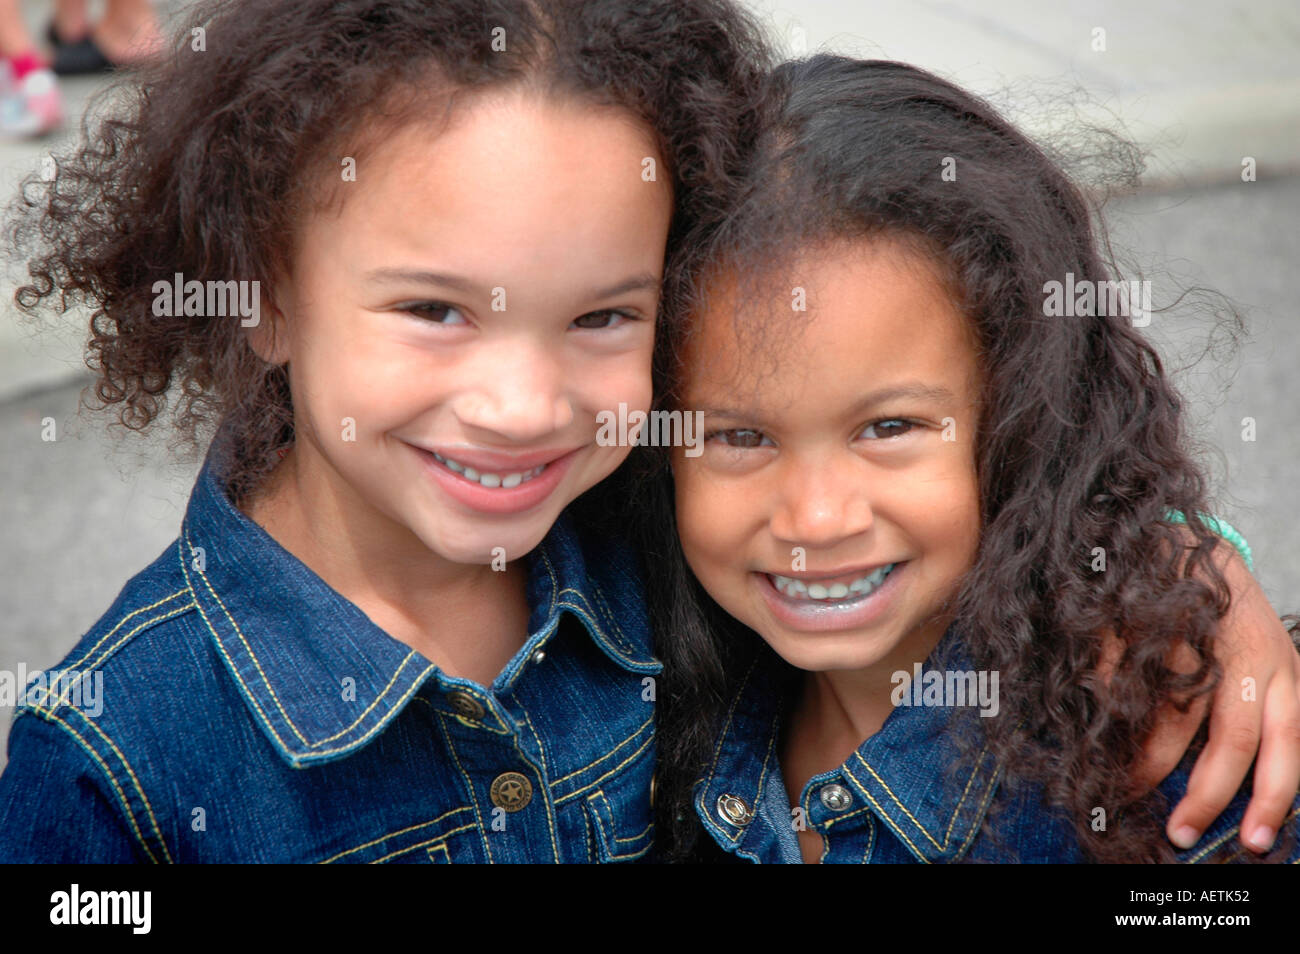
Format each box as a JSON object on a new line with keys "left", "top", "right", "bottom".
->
{"left": 431, "top": 450, "right": 546, "bottom": 489}
{"left": 412, "top": 442, "right": 584, "bottom": 515}
{"left": 770, "top": 564, "right": 897, "bottom": 602}
{"left": 757, "top": 561, "right": 907, "bottom": 632}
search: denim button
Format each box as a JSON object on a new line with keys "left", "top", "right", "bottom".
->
{"left": 531, "top": 649, "right": 546, "bottom": 665}
{"left": 490, "top": 772, "right": 533, "bottom": 812}
{"left": 447, "top": 690, "right": 485, "bottom": 721}
{"left": 717, "top": 793, "right": 753, "bottom": 826}
{"left": 819, "top": 784, "right": 852, "bottom": 811}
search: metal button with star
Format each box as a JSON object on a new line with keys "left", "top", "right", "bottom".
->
{"left": 446, "top": 690, "right": 485, "bottom": 721}
{"left": 490, "top": 772, "right": 533, "bottom": 812}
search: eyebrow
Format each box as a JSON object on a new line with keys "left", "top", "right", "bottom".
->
{"left": 693, "top": 383, "right": 958, "bottom": 423}
{"left": 363, "top": 268, "right": 661, "bottom": 300}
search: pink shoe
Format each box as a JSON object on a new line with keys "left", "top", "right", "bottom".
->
{"left": 0, "top": 51, "right": 64, "bottom": 138}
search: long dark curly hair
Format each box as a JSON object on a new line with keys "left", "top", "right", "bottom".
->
{"left": 6, "top": 0, "right": 773, "bottom": 503}
{"left": 641, "top": 56, "right": 1287, "bottom": 863}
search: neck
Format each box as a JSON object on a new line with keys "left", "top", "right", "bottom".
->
{"left": 243, "top": 441, "right": 530, "bottom": 681}
{"left": 788, "top": 611, "right": 955, "bottom": 772}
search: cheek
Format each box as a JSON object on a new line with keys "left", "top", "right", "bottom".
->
{"left": 576, "top": 343, "right": 654, "bottom": 413}
{"left": 673, "top": 466, "right": 739, "bottom": 577}
{"left": 919, "top": 462, "right": 981, "bottom": 571}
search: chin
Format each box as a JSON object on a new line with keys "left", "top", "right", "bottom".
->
{"left": 422, "top": 516, "right": 556, "bottom": 565}
{"left": 761, "top": 627, "right": 901, "bottom": 675}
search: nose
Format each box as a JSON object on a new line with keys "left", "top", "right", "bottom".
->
{"left": 768, "top": 452, "right": 875, "bottom": 550}
{"left": 451, "top": 338, "right": 575, "bottom": 442}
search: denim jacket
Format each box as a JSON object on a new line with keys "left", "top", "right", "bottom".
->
{"left": 0, "top": 451, "right": 660, "bottom": 863}
{"left": 695, "top": 634, "right": 1300, "bottom": 864}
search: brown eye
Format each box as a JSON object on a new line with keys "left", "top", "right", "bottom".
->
{"left": 572, "top": 310, "right": 632, "bottom": 330}
{"left": 715, "top": 428, "right": 770, "bottom": 448}
{"left": 860, "top": 419, "right": 914, "bottom": 439}
{"left": 402, "top": 302, "right": 467, "bottom": 324}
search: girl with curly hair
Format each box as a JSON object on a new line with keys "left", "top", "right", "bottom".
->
{"left": 0, "top": 2, "right": 1296, "bottom": 865}
{"left": 648, "top": 56, "right": 1300, "bottom": 863}
{"left": 0, "top": 0, "right": 771, "bottom": 862}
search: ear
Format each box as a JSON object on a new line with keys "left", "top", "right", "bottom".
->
{"left": 246, "top": 281, "right": 290, "bottom": 365}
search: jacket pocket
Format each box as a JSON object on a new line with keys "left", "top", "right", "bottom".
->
{"left": 583, "top": 788, "right": 653, "bottom": 862}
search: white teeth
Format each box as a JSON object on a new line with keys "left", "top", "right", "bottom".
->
{"left": 431, "top": 452, "right": 546, "bottom": 489}
{"left": 771, "top": 565, "right": 896, "bottom": 602}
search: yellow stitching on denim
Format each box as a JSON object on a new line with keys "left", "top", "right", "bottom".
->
{"left": 50, "top": 586, "right": 191, "bottom": 681}
{"left": 823, "top": 803, "right": 874, "bottom": 828}
{"left": 307, "top": 653, "right": 431, "bottom": 747}
{"left": 550, "top": 716, "right": 652, "bottom": 787}
{"left": 554, "top": 723, "right": 653, "bottom": 805}
{"left": 584, "top": 790, "right": 651, "bottom": 859}
{"left": 956, "top": 761, "right": 1002, "bottom": 859}
{"left": 856, "top": 784, "right": 930, "bottom": 863}
{"left": 539, "top": 546, "right": 559, "bottom": 612}
{"left": 862, "top": 814, "right": 875, "bottom": 862}
{"left": 515, "top": 708, "right": 560, "bottom": 864}
{"left": 749, "top": 705, "right": 782, "bottom": 828}
{"left": 181, "top": 528, "right": 292, "bottom": 752}
{"left": 587, "top": 585, "right": 634, "bottom": 652}
{"left": 319, "top": 807, "right": 473, "bottom": 863}
{"left": 584, "top": 789, "right": 653, "bottom": 844}
{"left": 853, "top": 752, "right": 946, "bottom": 851}
{"left": 701, "top": 655, "right": 761, "bottom": 797}
{"left": 305, "top": 663, "right": 444, "bottom": 757}
{"left": 184, "top": 526, "right": 311, "bottom": 747}
{"left": 1185, "top": 804, "right": 1300, "bottom": 863}
{"left": 584, "top": 791, "right": 615, "bottom": 859}
{"left": 616, "top": 820, "right": 653, "bottom": 844}
{"left": 371, "top": 825, "right": 476, "bottom": 864}
{"left": 942, "top": 744, "right": 990, "bottom": 845}
{"left": 435, "top": 711, "right": 494, "bottom": 862}
{"left": 181, "top": 532, "right": 442, "bottom": 758}
{"left": 697, "top": 655, "right": 763, "bottom": 845}
{"left": 557, "top": 589, "right": 645, "bottom": 664}
{"left": 428, "top": 842, "right": 454, "bottom": 868}
{"left": 48, "top": 703, "right": 174, "bottom": 863}
{"left": 29, "top": 707, "right": 162, "bottom": 864}
{"left": 33, "top": 600, "right": 194, "bottom": 709}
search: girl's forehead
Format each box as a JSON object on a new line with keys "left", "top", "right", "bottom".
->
{"left": 679, "top": 238, "right": 978, "bottom": 407}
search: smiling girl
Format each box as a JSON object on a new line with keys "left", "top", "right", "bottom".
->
{"left": 651, "top": 57, "right": 1300, "bottom": 863}
{"left": 0, "top": 0, "right": 769, "bottom": 863}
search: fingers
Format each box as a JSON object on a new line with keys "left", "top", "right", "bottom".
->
{"left": 1166, "top": 689, "right": 1259, "bottom": 850}
{"left": 1237, "top": 651, "right": 1300, "bottom": 852}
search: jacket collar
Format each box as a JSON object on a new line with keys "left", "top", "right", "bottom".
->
{"left": 179, "top": 447, "right": 658, "bottom": 769}
{"left": 697, "top": 632, "right": 1002, "bottom": 863}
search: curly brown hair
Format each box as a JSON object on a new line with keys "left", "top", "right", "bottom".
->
{"left": 7, "top": 0, "right": 773, "bottom": 502}
{"left": 638, "top": 56, "right": 1292, "bottom": 863}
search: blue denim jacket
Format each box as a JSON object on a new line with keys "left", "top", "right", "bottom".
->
{"left": 0, "top": 451, "right": 660, "bottom": 863}
{"left": 695, "top": 634, "right": 1300, "bottom": 864}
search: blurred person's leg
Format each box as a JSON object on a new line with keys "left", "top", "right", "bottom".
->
{"left": 95, "top": 0, "right": 162, "bottom": 64}
{"left": 50, "top": 0, "right": 161, "bottom": 74}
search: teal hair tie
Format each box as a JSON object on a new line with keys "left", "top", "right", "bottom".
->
{"left": 1165, "top": 510, "right": 1254, "bottom": 573}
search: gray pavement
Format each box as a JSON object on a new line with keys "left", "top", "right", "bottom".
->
{"left": 2, "top": 1, "right": 1299, "bottom": 767}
